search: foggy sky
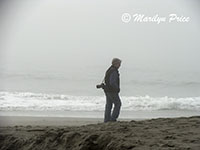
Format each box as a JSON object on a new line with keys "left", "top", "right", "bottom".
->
{"left": 0, "top": 0, "right": 200, "bottom": 73}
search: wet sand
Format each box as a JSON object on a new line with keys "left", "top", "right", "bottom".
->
{"left": 0, "top": 116, "right": 200, "bottom": 150}
{"left": 0, "top": 116, "right": 103, "bottom": 127}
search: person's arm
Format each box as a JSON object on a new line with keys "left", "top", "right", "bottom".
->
{"left": 109, "top": 71, "right": 119, "bottom": 91}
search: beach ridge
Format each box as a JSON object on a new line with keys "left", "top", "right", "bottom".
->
{"left": 0, "top": 116, "right": 200, "bottom": 150}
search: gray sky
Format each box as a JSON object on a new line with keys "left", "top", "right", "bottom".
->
{"left": 0, "top": 0, "right": 200, "bottom": 72}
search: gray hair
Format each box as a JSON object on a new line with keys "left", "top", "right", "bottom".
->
{"left": 112, "top": 58, "right": 122, "bottom": 65}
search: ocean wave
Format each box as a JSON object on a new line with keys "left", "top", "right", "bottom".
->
{"left": 0, "top": 91, "right": 200, "bottom": 111}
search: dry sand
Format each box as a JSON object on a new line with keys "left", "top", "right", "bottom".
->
{"left": 0, "top": 116, "right": 200, "bottom": 150}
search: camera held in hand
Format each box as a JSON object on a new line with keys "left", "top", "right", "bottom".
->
{"left": 96, "top": 83, "right": 105, "bottom": 89}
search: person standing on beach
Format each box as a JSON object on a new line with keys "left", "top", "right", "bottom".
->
{"left": 103, "top": 58, "right": 122, "bottom": 123}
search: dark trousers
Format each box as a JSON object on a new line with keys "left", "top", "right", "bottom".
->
{"left": 104, "top": 92, "right": 121, "bottom": 122}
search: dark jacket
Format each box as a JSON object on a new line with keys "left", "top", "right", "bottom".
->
{"left": 103, "top": 65, "right": 120, "bottom": 93}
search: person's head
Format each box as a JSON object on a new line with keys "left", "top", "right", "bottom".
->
{"left": 112, "top": 58, "right": 122, "bottom": 69}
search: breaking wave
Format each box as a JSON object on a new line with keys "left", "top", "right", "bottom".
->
{"left": 0, "top": 91, "right": 200, "bottom": 111}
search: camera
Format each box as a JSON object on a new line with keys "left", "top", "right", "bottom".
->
{"left": 96, "top": 83, "right": 105, "bottom": 89}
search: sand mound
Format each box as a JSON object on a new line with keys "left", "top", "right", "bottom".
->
{"left": 0, "top": 116, "right": 200, "bottom": 150}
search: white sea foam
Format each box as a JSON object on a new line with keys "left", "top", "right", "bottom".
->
{"left": 0, "top": 91, "right": 200, "bottom": 111}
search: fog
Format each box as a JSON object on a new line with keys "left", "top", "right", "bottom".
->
{"left": 0, "top": 0, "right": 200, "bottom": 73}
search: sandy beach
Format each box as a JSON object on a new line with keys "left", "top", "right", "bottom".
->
{"left": 0, "top": 116, "right": 200, "bottom": 150}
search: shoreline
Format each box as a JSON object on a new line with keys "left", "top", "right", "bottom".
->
{"left": 0, "top": 116, "right": 135, "bottom": 127}
{"left": 1, "top": 109, "right": 199, "bottom": 117}
{"left": 0, "top": 110, "right": 200, "bottom": 127}
{"left": 0, "top": 116, "right": 103, "bottom": 127}
{"left": 1, "top": 109, "right": 200, "bottom": 127}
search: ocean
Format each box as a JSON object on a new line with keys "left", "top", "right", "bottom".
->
{"left": 0, "top": 66, "right": 200, "bottom": 118}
